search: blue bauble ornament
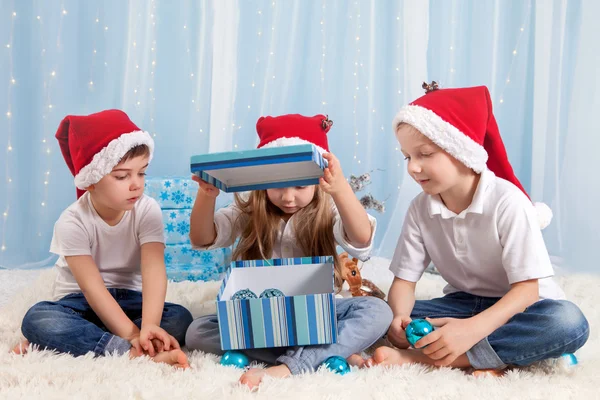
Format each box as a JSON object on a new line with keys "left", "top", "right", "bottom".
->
{"left": 406, "top": 319, "right": 434, "bottom": 348}
{"left": 561, "top": 353, "right": 578, "bottom": 366}
{"left": 322, "top": 355, "right": 351, "bottom": 375}
{"left": 220, "top": 350, "right": 250, "bottom": 368}
{"left": 231, "top": 289, "right": 257, "bottom": 300}
{"left": 259, "top": 288, "right": 285, "bottom": 298}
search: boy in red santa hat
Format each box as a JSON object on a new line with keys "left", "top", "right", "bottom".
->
{"left": 14, "top": 109, "right": 193, "bottom": 368}
{"left": 365, "top": 82, "right": 589, "bottom": 376}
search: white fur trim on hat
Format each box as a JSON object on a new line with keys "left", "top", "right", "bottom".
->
{"left": 259, "top": 136, "right": 327, "bottom": 155}
{"left": 74, "top": 130, "right": 154, "bottom": 189}
{"left": 534, "top": 202, "right": 553, "bottom": 230}
{"left": 393, "top": 105, "right": 489, "bottom": 173}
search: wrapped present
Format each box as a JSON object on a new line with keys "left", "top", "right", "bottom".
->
{"left": 164, "top": 244, "right": 230, "bottom": 268}
{"left": 190, "top": 144, "right": 327, "bottom": 193}
{"left": 162, "top": 209, "right": 192, "bottom": 245}
{"left": 164, "top": 244, "right": 231, "bottom": 282}
{"left": 146, "top": 177, "right": 234, "bottom": 210}
{"left": 145, "top": 177, "right": 197, "bottom": 209}
{"left": 145, "top": 176, "right": 234, "bottom": 283}
{"left": 167, "top": 264, "right": 224, "bottom": 282}
{"left": 216, "top": 256, "right": 337, "bottom": 350}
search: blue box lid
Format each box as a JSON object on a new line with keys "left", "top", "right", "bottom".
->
{"left": 190, "top": 144, "right": 327, "bottom": 192}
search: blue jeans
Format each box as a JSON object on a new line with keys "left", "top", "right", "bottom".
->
{"left": 186, "top": 296, "right": 393, "bottom": 375}
{"left": 411, "top": 292, "right": 590, "bottom": 369}
{"left": 21, "top": 289, "right": 193, "bottom": 357}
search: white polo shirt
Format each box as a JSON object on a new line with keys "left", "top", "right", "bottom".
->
{"left": 389, "top": 169, "right": 565, "bottom": 300}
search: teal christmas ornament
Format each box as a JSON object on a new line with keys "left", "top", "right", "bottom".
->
{"left": 220, "top": 351, "right": 250, "bottom": 368}
{"left": 259, "top": 288, "right": 285, "bottom": 298}
{"left": 322, "top": 355, "right": 351, "bottom": 375}
{"left": 406, "top": 319, "right": 434, "bottom": 348}
{"left": 561, "top": 353, "right": 578, "bottom": 366}
{"left": 231, "top": 289, "right": 257, "bottom": 300}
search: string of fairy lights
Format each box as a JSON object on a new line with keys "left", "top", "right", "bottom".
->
{"left": 0, "top": 1, "right": 535, "bottom": 261}
{"left": 1, "top": 6, "right": 17, "bottom": 252}
{"left": 351, "top": 1, "right": 362, "bottom": 175}
{"left": 319, "top": 0, "right": 327, "bottom": 113}
{"left": 85, "top": 6, "right": 101, "bottom": 109}
{"left": 36, "top": 3, "right": 67, "bottom": 238}
{"left": 496, "top": 1, "right": 532, "bottom": 105}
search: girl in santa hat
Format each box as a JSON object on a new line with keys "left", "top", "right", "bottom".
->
{"left": 365, "top": 82, "right": 589, "bottom": 376}
{"left": 14, "top": 110, "right": 193, "bottom": 368}
{"left": 186, "top": 114, "right": 392, "bottom": 388}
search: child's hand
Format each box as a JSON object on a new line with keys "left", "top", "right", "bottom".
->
{"left": 150, "top": 338, "right": 164, "bottom": 353}
{"left": 139, "top": 324, "right": 181, "bottom": 357}
{"left": 128, "top": 335, "right": 144, "bottom": 356}
{"left": 319, "top": 153, "right": 349, "bottom": 196}
{"left": 387, "top": 316, "right": 412, "bottom": 349}
{"left": 191, "top": 174, "right": 220, "bottom": 198}
{"left": 414, "top": 317, "right": 482, "bottom": 367}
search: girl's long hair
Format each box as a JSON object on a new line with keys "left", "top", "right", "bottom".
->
{"left": 231, "top": 186, "right": 343, "bottom": 289}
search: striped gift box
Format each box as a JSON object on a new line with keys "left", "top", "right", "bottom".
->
{"left": 190, "top": 144, "right": 327, "bottom": 193}
{"left": 216, "top": 256, "right": 338, "bottom": 350}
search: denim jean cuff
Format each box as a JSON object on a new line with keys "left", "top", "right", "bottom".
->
{"left": 466, "top": 337, "right": 507, "bottom": 370}
{"left": 96, "top": 332, "right": 131, "bottom": 356}
{"left": 276, "top": 354, "right": 311, "bottom": 375}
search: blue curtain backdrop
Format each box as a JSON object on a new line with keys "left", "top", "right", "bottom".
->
{"left": 1, "top": 0, "right": 598, "bottom": 272}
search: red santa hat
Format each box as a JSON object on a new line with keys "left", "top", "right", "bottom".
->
{"left": 55, "top": 109, "right": 154, "bottom": 199}
{"left": 256, "top": 113, "right": 332, "bottom": 154}
{"left": 392, "top": 82, "right": 553, "bottom": 229}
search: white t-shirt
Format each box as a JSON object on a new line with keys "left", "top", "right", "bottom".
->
{"left": 389, "top": 169, "right": 565, "bottom": 300}
{"left": 50, "top": 192, "right": 165, "bottom": 301}
{"left": 196, "top": 196, "right": 377, "bottom": 262}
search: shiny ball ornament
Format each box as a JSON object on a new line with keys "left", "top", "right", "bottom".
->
{"left": 322, "top": 355, "right": 351, "bottom": 375}
{"left": 220, "top": 351, "right": 250, "bottom": 368}
{"left": 259, "top": 288, "right": 285, "bottom": 298}
{"left": 561, "top": 353, "right": 578, "bottom": 366}
{"left": 231, "top": 289, "right": 257, "bottom": 300}
{"left": 406, "top": 319, "right": 434, "bottom": 348}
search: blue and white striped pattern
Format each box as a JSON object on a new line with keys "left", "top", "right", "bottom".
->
{"left": 231, "top": 255, "right": 333, "bottom": 269}
{"left": 217, "top": 256, "right": 337, "bottom": 350}
{"left": 217, "top": 293, "right": 337, "bottom": 350}
{"left": 190, "top": 144, "right": 327, "bottom": 192}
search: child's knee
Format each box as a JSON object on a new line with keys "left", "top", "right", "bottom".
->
{"left": 162, "top": 305, "right": 193, "bottom": 345}
{"left": 21, "top": 301, "right": 60, "bottom": 338}
{"left": 552, "top": 301, "right": 589, "bottom": 342}
{"left": 352, "top": 297, "right": 393, "bottom": 334}
{"left": 371, "top": 298, "right": 394, "bottom": 332}
{"left": 185, "top": 315, "right": 222, "bottom": 354}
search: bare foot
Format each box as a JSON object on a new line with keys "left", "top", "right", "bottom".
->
{"left": 239, "top": 364, "right": 291, "bottom": 390}
{"left": 150, "top": 349, "right": 190, "bottom": 369}
{"left": 12, "top": 340, "right": 29, "bottom": 355}
{"left": 365, "top": 345, "right": 474, "bottom": 370}
{"left": 364, "top": 346, "right": 421, "bottom": 368}
{"left": 472, "top": 369, "right": 506, "bottom": 378}
{"left": 347, "top": 353, "right": 366, "bottom": 368}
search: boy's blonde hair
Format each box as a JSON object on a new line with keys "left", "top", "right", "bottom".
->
{"left": 395, "top": 122, "right": 422, "bottom": 138}
{"left": 231, "top": 186, "right": 343, "bottom": 290}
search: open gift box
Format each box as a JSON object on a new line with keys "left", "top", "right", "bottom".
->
{"left": 190, "top": 144, "right": 327, "bottom": 193}
{"left": 216, "top": 256, "right": 338, "bottom": 350}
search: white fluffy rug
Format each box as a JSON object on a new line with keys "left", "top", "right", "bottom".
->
{"left": 0, "top": 258, "right": 598, "bottom": 400}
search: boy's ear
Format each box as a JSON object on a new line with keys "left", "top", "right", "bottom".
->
{"left": 86, "top": 184, "right": 95, "bottom": 192}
